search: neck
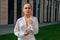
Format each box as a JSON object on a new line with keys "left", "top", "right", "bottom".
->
{"left": 25, "top": 14, "right": 30, "bottom": 18}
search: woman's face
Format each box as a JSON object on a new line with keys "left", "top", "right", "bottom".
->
{"left": 23, "top": 4, "right": 32, "bottom": 16}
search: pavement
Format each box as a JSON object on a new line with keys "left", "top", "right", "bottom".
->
{"left": 0, "top": 24, "right": 14, "bottom": 35}
{"left": 0, "top": 22, "right": 59, "bottom": 35}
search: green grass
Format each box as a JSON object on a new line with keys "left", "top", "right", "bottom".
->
{"left": 0, "top": 24, "right": 60, "bottom": 40}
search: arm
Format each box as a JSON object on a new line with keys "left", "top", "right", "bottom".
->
{"left": 28, "top": 17, "right": 39, "bottom": 34}
{"left": 14, "top": 19, "right": 24, "bottom": 37}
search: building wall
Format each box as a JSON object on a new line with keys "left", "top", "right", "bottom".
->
{"left": 0, "top": 0, "right": 60, "bottom": 25}
{"left": 0, "top": 0, "right": 8, "bottom": 25}
{"left": 58, "top": 2, "right": 60, "bottom": 21}
{"left": 14, "top": 0, "right": 17, "bottom": 24}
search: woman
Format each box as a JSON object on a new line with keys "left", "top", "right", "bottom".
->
{"left": 14, "top": 3, "right": 39, "bottom": 40}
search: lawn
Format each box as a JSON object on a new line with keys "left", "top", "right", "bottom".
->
{"left": 0, "top": 24, "right": 60, "bottom": 40}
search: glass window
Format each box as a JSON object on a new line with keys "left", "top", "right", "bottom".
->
{"left": 8, "top": 0, "right": 14, "bottom": 24}
{"left": 38, "top": 0, "right": 40, "bottom": 23}
{"left": 33, "top": 0, "right": 36, "bottom": 17}
{"left": 27, "top": 0, "right": 29, "bottom": 3}
{"left": 17, "top": 0, "right": 22, "bottom": 19}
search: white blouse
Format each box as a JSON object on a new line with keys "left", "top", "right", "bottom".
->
{"left": 14, "top": 16, "right": 39, "bottom": 40}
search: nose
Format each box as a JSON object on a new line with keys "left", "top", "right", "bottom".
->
{"left": 26, "top": 8, "right": 30, "bottom": 11}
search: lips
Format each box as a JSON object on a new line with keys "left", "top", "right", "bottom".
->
{"left": 27, "top": 11, "right": 29, "bottom": 13}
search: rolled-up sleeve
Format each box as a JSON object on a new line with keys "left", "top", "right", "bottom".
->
{"left": 28, "top": 17, "right": 39, "bottom": 35}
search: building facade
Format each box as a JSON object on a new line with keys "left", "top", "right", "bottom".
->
{"left": 0, "top": 0, "right": 60, "bottom": 25}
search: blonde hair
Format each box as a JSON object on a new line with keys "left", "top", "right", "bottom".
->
{"left": 23, "top": 2, "right": 32, "bottom": 8}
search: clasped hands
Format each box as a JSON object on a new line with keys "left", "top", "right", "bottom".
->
{"left": 24, "top": 18, "right": 33, "bottom": 36}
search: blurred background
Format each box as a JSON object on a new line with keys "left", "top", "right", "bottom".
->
{"left": 0, "top": 0, "right": 60, "bottom": 40}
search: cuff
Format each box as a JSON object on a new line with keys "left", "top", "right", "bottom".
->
{"left": 28, "top": 24, "right": 34, "bottom": 31}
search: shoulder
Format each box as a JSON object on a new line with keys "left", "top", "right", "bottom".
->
{"left": 31, "top": 16, "right": 38, "bottom": 22}
{"left": 31, "top": 16, "right": 38, "bottom": 20}
{"left": 16, "top": 17, "right": 23, "bottom": 22}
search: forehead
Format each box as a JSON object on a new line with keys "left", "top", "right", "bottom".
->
{"left": 24, "top": 4, "right": 31, "bottom": 8}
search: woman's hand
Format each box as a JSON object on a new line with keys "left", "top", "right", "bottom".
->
{"left": 24, "top": 29, "right": 29, "bottom": 36}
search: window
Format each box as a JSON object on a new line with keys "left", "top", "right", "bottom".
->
{"left": 8, "top": 0, "right": 14, "bottom": 24}
{"left": 27, "top": 0, "right": 29, "bottom": 3}
{"left": 33, "top": 0, "right": 36, "bottom": 17}
{"left": 17, "top": 0, "right": 22, "bottom": 19}
{"left": 38, "top": 0, "right": 40, "bottom": 23}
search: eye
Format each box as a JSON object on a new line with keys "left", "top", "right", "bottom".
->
{"left": 28, "top": 7, "right": 31, "bottom": 9}
{"left": 25, "top": 7, "right": 27, "bottom": 9}
{"left": 24, "top": 7, "right": 31, "bottom": 9}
